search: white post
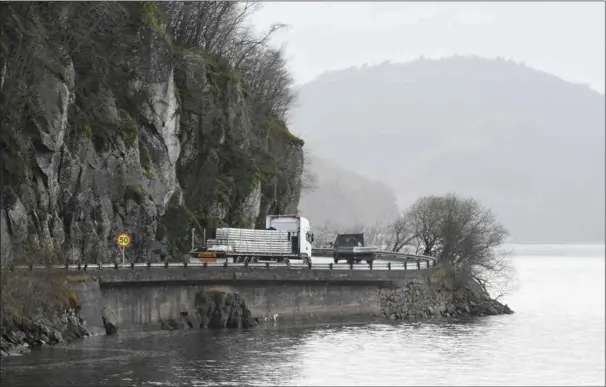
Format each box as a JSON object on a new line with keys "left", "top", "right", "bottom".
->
{"left": 121, "top": 247, "right": 125, "bottom": 267}
{"left": 191, "top": 227, "right": 195, "bottom": 251}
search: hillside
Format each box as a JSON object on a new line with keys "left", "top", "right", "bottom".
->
{"left": 0, "top": 3, "right": 303, "bottom": 265}
{"left": 290, "top": 56, "right": 605, "bottom": 243}
{"left": 299, "top": 156, "right": 399, "bottom": 231}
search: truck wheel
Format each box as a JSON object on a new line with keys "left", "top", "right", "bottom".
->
{"left": 236, "top": 256, "right": 243, "bottom": 263}
{"left": 333, "top": 257, "right": 339, "bottom": 264}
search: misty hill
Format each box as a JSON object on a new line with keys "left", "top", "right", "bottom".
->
{"left": 291, "top": 56, "right": 605, "bottom": 243}
{"left": 299, "top": 157, "right": 399, "bottom": 231}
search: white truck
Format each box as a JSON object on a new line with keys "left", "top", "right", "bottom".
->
{"left": 189, "top": 214, "right": 314, "bottom": 265}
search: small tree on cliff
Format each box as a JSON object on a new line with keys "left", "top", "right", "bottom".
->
{"left": 392, "top": 193, "right": 513, "bottom": 299}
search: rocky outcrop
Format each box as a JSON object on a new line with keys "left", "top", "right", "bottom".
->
{"left": 194, "top": 289, "right": 258, "bottom": 329}
{"left": 159, "top": 287, "right": 258, "bottom": 330}
{"left": 0, "top": 309, "right": 89, "bottom": 357}
{"left": 101, "top": 306, "right": 119, "bottom": 335}
{"left": 0, "top": 3, "right": 304, "bottom": 267}
{"left": 379, "top": 268, "right": 514, "bottom": 321}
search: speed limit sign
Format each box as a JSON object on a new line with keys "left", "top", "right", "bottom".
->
{"left": 116, "top": 233, "right": 131, "bottom": 248}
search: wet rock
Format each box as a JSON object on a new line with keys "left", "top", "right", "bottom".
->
{"left": 101, "top": 306, "right": 119, "bottom": 335}
{"left": 194, "top": 289, "right": 258, "bottom": 329}
{"left": 0, "top": 307, "right": 89, "bottom": 357}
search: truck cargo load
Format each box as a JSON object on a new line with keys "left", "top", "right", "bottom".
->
{"left": 190, "top": 214, "right": 314, "bottom": 264}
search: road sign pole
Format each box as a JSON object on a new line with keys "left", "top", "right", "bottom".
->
{"left": 122, "top": 247, "right": 125, "bottom": 267}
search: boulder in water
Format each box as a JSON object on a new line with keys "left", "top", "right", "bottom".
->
{"left": 101, "top": 306, "right": 119, "bottom": 335}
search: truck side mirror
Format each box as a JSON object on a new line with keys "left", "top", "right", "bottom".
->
{"left": 311, "top": 233, "right": 315, "bottom": 242}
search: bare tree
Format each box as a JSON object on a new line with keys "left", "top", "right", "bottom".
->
{"left": 311, "top": 222, "right": 337, "bottom": 248}
{"left": 163, "top": 1, "right": 295, "bottom": 121}
{"left": 404, "top": 193, "right": 514, "bottom": 298}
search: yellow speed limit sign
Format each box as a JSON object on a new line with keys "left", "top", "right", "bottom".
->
{"left": 116, "top": 233, "right": 132, "bottom": 248}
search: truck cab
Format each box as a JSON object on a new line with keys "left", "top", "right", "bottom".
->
{"left": 332, "top": 233, "right": 378, "bottom": 264}
{"left": 266, "top": 214, "right": 314, "bottom": 261}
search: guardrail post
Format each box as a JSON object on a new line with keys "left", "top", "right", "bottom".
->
{"left": 369, "top": 260, "right": 373, "bottom": 270}
{"left": 147, "top": 261, "right": 151, "bottom": 269}
{"left": 387, "top": 262, "right": 391, "bottom": 271}
{"left": 83, "top": 263, "right": 88, "bottom": 271}
{"left": 28, "top": 264, "right": 33, "bottom": 271}
{"left": 64, "top": 263, "right": 69, "bottom": 271}
{"left": 404, "top": 262, "right": 407, "bottom": 271}
{"left": 203, "top": 262, "right": 208, "bottom": 269}
{"left": 417, "top": 259, "right": 421, "bottom": 270}
{"left": 244, "top": 259, "right": 249, "bottom": 269}
{"left": 77, "top": 263, "right": 81, "bottom": 271}
{"left": 349, "top": 263, "right": 353, "bottom": 270}
{"left": 308, "top": 261, "right": 312, "bottom": 270}
{"left": 265, "top": 262, "right": 270, "bottom": 269}
{"left": 114, "top": 262, "right": 118, "bottom": 270}
{"left": 130, "top": 262, "right": 135, "bottom": 270}
{"left": 164, "top": 261, "right": 169, "bottom": 268}
{"left": 329, "top": 263, "right": 333, "bottom": 270}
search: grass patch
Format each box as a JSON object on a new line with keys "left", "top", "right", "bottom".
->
{"left": 65, "top": 274, "right": 97, "bottom": 283}
{"left": 0, "top": 272, "right": 83, "bottom": 325}
{"left": 268, "top": 119, "right": 304, "bottom": 146}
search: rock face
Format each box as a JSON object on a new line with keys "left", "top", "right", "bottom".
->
{"left": 158, "top": 288, "right": 258, "bottom": 330}
{"left": 194, "top": 289, "right": 259, "bottom": 329}
{"left": 0, "top": 309, "right": 89, "bottom": 357}
{"left": 0, "top": 4, "right": 304, "bottom": 267}
{"left": 379, "top": 268, "right": 514, "bottom": 321}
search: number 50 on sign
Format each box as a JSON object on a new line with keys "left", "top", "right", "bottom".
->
{"left": 116, "top": 233, "right": 131, "bottom": 248}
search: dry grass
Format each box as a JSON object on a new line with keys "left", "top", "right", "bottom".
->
{"left": 0, "top": 272, "right": 79, "bottom": 325}
{"left": 203, "top": 285, "right": 235, "bottom": 294}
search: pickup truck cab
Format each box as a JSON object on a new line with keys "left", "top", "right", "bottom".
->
{"left": 332, "top": 233, "right": 378, "bottom": 264}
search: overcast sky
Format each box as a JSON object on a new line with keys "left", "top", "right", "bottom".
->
{"left": 251, "top": 2, "right": 605, "bottom": 93}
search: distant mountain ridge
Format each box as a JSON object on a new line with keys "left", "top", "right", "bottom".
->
{"left": 291, "top": 56, "right": 605, "bottom": 243}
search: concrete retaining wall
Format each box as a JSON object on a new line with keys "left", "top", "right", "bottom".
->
{"left": 83, "top": 267, "right": 432, "bottom": 330}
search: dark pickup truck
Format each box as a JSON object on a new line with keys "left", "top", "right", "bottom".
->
{"left": 332, "top": 233, "right": 379, "bottom": 264}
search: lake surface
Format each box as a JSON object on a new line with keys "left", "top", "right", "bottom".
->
{"left": 1, "top": 244, "right": 604, "bottom": 386}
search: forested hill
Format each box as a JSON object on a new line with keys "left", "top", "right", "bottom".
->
{"left": 298, "top": 156, "right": 399, "bottom": 231}
{"left": 290, "top": 56, "right": 605, "bottom": 243}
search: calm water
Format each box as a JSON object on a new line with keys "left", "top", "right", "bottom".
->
{"left": 1, "top": 245, "right": 604, "bottom": 386}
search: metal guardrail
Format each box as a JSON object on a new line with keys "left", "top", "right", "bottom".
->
{"left": 6, "top": 259, "right": 434, "bottom": 272}
{"left": 312, "top": 248, "right": 436, "bottom": 263}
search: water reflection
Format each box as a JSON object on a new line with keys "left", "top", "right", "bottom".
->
{"left": 2, "top": 256, "right": 605, "bottom": 386}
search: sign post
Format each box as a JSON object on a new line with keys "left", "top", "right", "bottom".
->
{"left": 116, "top": 233, "right": 132, "bottom": 267}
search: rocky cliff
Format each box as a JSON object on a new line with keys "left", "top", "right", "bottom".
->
{"left": 0, "top": 3, "right": 304, "bottom": 266}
